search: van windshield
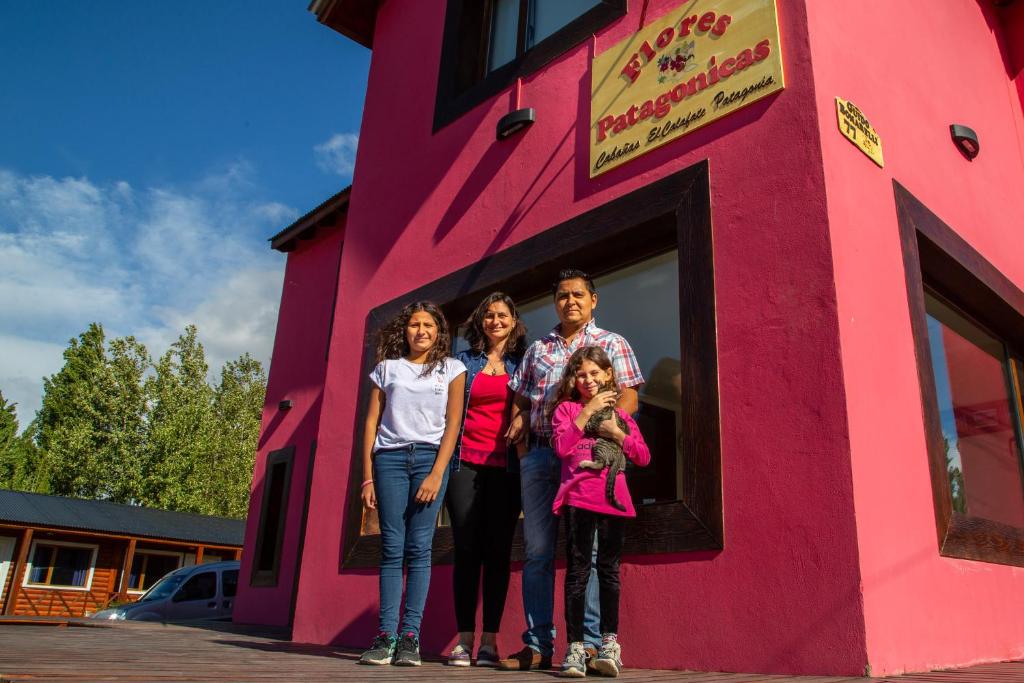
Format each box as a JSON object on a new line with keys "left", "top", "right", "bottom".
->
{"left": 138, "top": 571, "right": 188, "bottom": 602}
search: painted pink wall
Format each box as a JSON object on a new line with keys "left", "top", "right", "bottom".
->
{"left": 234, "top": 219, "right": 345, "bottom": 627}
{"left": 290, "top": 0, "right": 869, "bottom": 675}
{"left": 805, "top": 0, "right": 1024, "bottom": 675}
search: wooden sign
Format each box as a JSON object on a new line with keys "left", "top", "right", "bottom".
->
{"left": 836, "top": 98, "right": 884, "bottom": 167}
{"left": 589, "top": 0, "right": 785, "bottom": 177}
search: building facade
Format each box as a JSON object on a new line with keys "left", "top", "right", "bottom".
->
{"left": 0, "top": 490, "right": 243, "bottom": 618}
{"left": 235, "top": 0, "right": 1024, "bottom": 676}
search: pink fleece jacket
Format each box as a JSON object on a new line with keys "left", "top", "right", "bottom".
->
{"left": 551, "top": 400, "right": 651, "bottom": 518}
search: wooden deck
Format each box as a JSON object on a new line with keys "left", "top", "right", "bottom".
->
{"left": 0, "top": 619, "right": 1022, "bottom": 682}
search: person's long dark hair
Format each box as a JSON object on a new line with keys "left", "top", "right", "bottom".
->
{"left": 553, "top": 345, "right": 618, "bottom": 405}
{"left": 375, "top": 301, "right": 451, "bottom": 376}
{"left": 462, "top": 292, "right": 527, "bottom": 357}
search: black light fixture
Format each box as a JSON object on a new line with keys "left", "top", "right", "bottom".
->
{"left": 496, "top": 107, "right": 535, "bottom": 141}
{"left": 278, "top": 399, "right": 293, "bottom": 411}
{"left": 950, "top": 124, "right": 980, "bottom": 160}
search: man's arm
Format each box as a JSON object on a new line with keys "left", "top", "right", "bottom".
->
{"left": 615, "top": 386, "right": 638, "bottom": 415}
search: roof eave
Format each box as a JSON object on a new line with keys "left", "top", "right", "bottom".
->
{"left": 268, "top": 185, "right": 351, "bottom": 252}
{"left": 308, "top": 0, "right": 378, "bottom": 49}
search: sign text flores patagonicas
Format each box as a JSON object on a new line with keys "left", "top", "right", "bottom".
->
{"left": 590, "top": 0, "right": 785, "bottom": 177}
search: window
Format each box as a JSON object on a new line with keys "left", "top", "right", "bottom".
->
{"left": 343, "top": 161, "right": 719, "bottom": 567}
{"left": 222, "top": 569, "right": 238, "bottom": 598}
{"left": 24, "top": 541, "right": 97, "bottom": 590}
{"left": 173, "top": 571, "right": 217, "bottom": 602}
{"left": 128, "top": 550, "right": 183, "bottom": 592}
{"left": 434, "top": 0, "right": 626, "bottom": 131}
{"left": 896, "top": 180, "right": 1024, "bottom": 566}
{"left": 250, "top": 446, "right": 294, "bottom": 587}
{"left": 924, "top": 291, "right": 1024, "bottom": 528}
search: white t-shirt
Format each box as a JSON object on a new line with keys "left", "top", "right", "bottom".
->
{"left": 369, "top": 357, "right": 467, "bottom": 451}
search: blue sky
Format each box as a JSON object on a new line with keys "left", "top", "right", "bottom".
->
{"left": 0, "top": 2, "right": 370, "bottom": 427}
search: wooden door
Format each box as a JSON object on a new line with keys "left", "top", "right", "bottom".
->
{"left": 0, "top": 536, "right": 15, "bottom": 611}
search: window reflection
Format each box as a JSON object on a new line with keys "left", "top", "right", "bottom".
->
{"left": 925, "top": 291, "right": 1024, "bottom": 528}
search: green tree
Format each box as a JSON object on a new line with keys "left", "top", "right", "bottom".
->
{"left": 0, "top": 391, "right": 40, "bottom": 490}
{"left": 143, "top": 325, "right": 216, "bottom": 513}
{"left": 206, "top": 353, "right": 266, "bottom": 518}
{"left": 35, "top": 324, "right": 113, "bottom": 498}
{"left": 102, "top": 336, "right": 151, "bottom": 503}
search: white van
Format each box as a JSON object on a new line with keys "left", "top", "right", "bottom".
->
{"left": 92, "top": 560, "right": 239, "bottom": 622}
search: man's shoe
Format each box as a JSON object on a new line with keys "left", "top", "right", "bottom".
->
{"left": 591, "top": 634, "right": 622, "bottom": 678}
{"left": 560, "top": 641, "right": 588, "bottom": 678}
{"left": 475, "top": 645, "right": 500, "bottom": 667}
{"left": 497, "top": 645, "right": 552, "bottom": 671}
{"left": 393, "top": 632, "right": 422, "bottom": 666}
{"left": 358, "top": 632, "right": 397, "bottom": 665}
{"left": 447, "top": 643, "right": 471, "bottom": 667}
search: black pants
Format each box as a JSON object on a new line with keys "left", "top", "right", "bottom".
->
{"left": 564, "top": 506, "right": 624, "bottom": 643}
{"left": 445, "top": 463, "right": 522, "bottom": 633}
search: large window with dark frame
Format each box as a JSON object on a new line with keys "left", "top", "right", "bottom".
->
{"left": 896, "top": 180, "right": 1024, "bottom": 567}
{"left": 434, "top": 0, "right": 626, "bottom": 131}
{"left": 342, "top": 162, "right": 720, "bottom": 568}
{"left": 250, "top": 446, "right": 294, "bottom": 587}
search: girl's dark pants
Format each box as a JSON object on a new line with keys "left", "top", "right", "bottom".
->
{"left": 564, "top": 506, "right": 624, "bottom": 643}
{"left": 446, "top": 462, "right": 522, "bottom": 633}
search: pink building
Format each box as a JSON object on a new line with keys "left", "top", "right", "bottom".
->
{"left": 234, "top": 0, "right": 1024, "bottom": 676}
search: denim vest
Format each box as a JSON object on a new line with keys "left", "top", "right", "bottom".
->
{"left": 452, "top": 349, "right": 522, "bottom": 473}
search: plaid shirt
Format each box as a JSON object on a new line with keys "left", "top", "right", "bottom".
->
{"left": 508, "top": 319, "right": 644, "bottom": 438}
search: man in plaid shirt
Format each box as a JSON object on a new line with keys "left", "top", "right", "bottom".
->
{"left": 498, "top": 269, "right": 644, "bottom": 672}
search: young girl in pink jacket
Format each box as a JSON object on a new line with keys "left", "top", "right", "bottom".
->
{"left": 550, "top": 346, "right": 650, "bottom": 678}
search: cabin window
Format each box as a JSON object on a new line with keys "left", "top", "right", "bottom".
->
{"left": 434, "top": 0, "right": 625, "bottom": 131}
{"left": 24, "top": 541, "right": 98, "bottom": 590}
{"left": 343, "top": 162, "right": 720, "bottom": 568}
{"left": 896, "top": 181, "right": 1024, "bottom": 567}
{"left": 250, "top": 446, "right": 294, "bottom": 587}
{"left": 128, "top": 550, "right": 183, "bottom": 592}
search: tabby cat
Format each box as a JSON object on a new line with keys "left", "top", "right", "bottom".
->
{"left": 578, "top": 383, "right": 630, "bottom": 511}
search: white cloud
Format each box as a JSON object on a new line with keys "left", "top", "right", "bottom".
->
{"left": 0, "top": 165, "right": 299, "bottom": 428}
{"left": 314, "top": 132, "right": 359, "bottom": 177}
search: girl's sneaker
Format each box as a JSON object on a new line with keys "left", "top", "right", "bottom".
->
{"left": 592, "top": 633, "right": 623, "bottom": 678}
{"left": 359, "top": 632, "right": 397, "bottom": 665}
{"left": 447, "top": 643, "right": 471, "bottom": 667}
{"left": 560, "top": 641, "right": 588, "bottom": 678}
{"left": 475, "top": 645, "right": 500, "bottom": 667}
{"left": 393, "top": 632, "right": 422, "bottom": 666}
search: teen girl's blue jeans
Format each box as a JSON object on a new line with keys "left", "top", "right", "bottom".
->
{"left": 373, "top": 443, "right": 449, "bottom": 638}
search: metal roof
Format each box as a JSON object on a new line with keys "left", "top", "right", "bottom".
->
{"left": 0, "top": 489, "right": 245, "bottom": 546}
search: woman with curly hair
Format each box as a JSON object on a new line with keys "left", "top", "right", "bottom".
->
{"left": 445, "top": 292, "right": 526, "bottom": 667}
{"left": 358, "top": 301, "right": 466, "bottom": 667}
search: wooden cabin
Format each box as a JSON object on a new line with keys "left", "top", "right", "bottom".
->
{"left": 0, "top": 489, "right": 243, "bottom": 618}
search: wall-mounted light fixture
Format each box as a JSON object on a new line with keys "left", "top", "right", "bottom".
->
{"left": 950, "top": 124, "right": 980, "bottom": 160}
{"left": 496, "top": 107, "right": 535, "bottom": 141}
{"left": 278, "top": 399, "right": 293, "bottom": 411}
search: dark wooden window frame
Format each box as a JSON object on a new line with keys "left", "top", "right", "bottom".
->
{"left": 342, "top": 161, "right": 721, "bottom": 568}
{"left": 250, "top": 446, "right": 294, "bottom": 587}
{"left": 895, "top": 180, "right": 1024, "bottom": 567}
{"left": 433, "top": 0, "right": 626, "bottom": 132}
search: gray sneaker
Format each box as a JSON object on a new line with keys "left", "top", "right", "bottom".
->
{"left": 359, "top": 632, "right": 397, "bottom": 665}
{"left": 393, "top": 632, "right": 422, "bottom": 666}
{"left": 591, "top": 634, "right": 622, "bottom": 677}
{"left": 560, "top": 641, "right": 588, "bottom": 678}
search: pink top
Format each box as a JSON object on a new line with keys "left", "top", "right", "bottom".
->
{"left": 551, "top": 401, "right": 651, "bottom": 518}
{"left": 460, "top": 372, "right": 511, "bottom": 467}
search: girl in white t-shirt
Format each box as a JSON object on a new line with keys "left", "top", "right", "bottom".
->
{"left": 358, "top": 301, "right": 467, "bottom": 667}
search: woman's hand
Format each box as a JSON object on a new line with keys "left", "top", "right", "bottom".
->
{"left": 415, "top": 471, "right": 444, "bottom": 504}
{"left": 361, "top": 482, "right": 377, "bottom": 510}
{"left": 582, "top": 390, "right": 617, "bottom": 418}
